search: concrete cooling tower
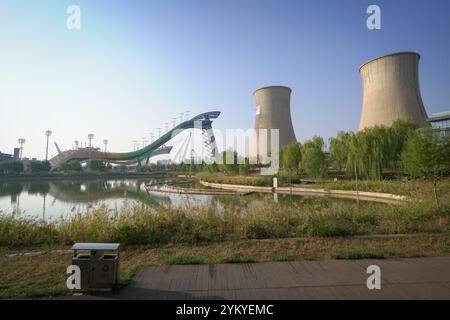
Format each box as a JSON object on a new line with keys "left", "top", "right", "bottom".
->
{"left": 359, "top": 52, "right": 428, "bottom": 130}
{"left": 249, "top": 86, "right": 297, "bottom": 160}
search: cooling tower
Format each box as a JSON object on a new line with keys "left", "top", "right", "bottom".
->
{"left": 249, "top": 86, "right": 297, "bottom": 160}
{"left": 359, "top": 52, "right": 428, "bottom": 130}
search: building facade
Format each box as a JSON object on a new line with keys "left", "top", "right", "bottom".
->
{"left": 428, "top": 111, "right": 450, "bottom": 137}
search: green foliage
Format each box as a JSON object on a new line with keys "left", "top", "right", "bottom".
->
{"left": 300, "top": 136, "right": 327, "bottom": 178}
{"left": 160, "top": 251, "right": 206, "bottom": 265}
{"left": 329, "top": 120, "right": 419, "bottom": 179}
{"left": 401, "top": 128, "right": 450, "bottom": 205}
{"left": 28, "top": 161, "right": 51, "bottom": 173}
{"left": 281, "top": 142, "right": 301, "bottom": 174}
{"left": 87, "top": 159, "right": 110, "bottom": 172}
{"left": 401, "top": 128, "right": 450, "bottom": 179}
{"left": 220, "top": 149, "right": 240, "bottom": 174}
{"left": 58, "top": 160, "right": 82, "bottom": 172}
{"left": 0, "top": 161, "right": 24, "bottom": 174}
{"left": 239, "top": 158, "right": 250, "bottom": 176}
{"left": 330, "top": 249, "right": 385, "bottom": 260}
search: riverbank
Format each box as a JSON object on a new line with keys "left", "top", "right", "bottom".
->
{"left": 200, "top": 181, "right": 408, "bottom": 203}
{"left": 1, "top": 233, "right": 449, "bottom": 298}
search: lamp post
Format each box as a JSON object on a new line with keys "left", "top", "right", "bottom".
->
{"left": 132, "top": 140, "right": 138, "bottom": 151}
{"left": 88, "top": 134, "right": 94, "bottom": 159}
{"left": 18, "top": 138, "right": 26, "bottom": 160}
{"left": 149, "top": 133, "right": 154, "bottom": 144}
{"left": 45, "top": 130, "right": 52, "bottom": 161}
{"left": 74, "top": 140, "right": 79, "bottom": 150}
{"left": 103, "top": 139, "right": 108, "bottom": 152}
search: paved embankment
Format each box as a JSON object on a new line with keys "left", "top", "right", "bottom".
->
{"left": 116, "top": 256, "right": 450, "bottom": 300}
{"left": 200, "top": 181, "right": 409, "bottom": 204}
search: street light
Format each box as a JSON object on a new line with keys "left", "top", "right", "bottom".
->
{"left": 158, "top": 128, "right": 162, "bottom": 138}
{"left": 45, "top": 130, "right": 52, "bottom": 161}
{"left": 74, "top": 140, "right": 79, "bottom": 150}
{"left": 88, "top": 134, "right": 94, "bottom": 149}
{"left": 103, "top": 139, "right": 108, "bottom": 152}
{"left": 149, "top": 133, "right": 154, "bottom": 144}
{"left": 132, "top": 140, "right": 138, "bottom": 151}
{"left": 142, "top": 137, "right": 147, "bottom": 148}
{"left": 18, "top": 138, "right": 26, "bottom": 160}
{"left": 88, "top": 134, "right": 94, "bottom": 160}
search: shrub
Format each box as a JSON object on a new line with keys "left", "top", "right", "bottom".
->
{"left": 0, "top": 161, "right": 24, "bottom": 174}
{"left": 28, "top": 161, "right": 51, "bottom": 173}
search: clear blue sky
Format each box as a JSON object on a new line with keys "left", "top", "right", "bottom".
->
{"left": 1, "top": 0, "right": 449, "bottom": 159}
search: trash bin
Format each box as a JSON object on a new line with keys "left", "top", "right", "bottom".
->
{"left": 71, "top": 243, "right": 120, "bottom": 291}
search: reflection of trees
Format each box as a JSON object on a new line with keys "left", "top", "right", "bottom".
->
{"left": 27, "top": 182, "right": 50, "bottom": 195}
{"left": 0, "top": 183, "right": 23, "bottom": 196}
{"left": 55, "top": 181, "right": 83, "bottom": 196}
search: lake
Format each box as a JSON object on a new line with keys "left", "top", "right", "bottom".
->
{"left": 0, "top": 177, "right": 351, "bottom": 221}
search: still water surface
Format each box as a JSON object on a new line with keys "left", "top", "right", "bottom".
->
{"left": 0, "top": 178, "right": 346, "bottom": 221}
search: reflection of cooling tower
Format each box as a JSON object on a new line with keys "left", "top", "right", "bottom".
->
{"left": 359, "top": 52, "right": 428, "bottom": 130}
{"left": 250, "top": 86, "right": 297, "bottom": 159}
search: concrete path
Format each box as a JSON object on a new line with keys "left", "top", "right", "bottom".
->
{"left": 116, "top": 256, "right": 450, "bottom": 300}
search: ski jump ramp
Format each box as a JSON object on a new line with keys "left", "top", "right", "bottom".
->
{"left": 49, "top": 111, "right": 221, "bottom": 168}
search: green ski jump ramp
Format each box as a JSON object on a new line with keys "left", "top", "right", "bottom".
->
{"left": 49, "top": 111, "right": 221, "bottom": 168}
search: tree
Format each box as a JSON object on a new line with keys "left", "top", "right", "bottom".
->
{"left": 88, "top": 160, "right": 110, "bottom": 172}
{"left": 328, "top": 120, "right": 418, "bottom": 179}
{"left": 239, "top": 157, "right": 250, "bottom": 176}
{"left": 281, "top": 142, "right": 301, "bottom": 174}
{"left": 59, "top": 160, "right": 82, "bottom": 172}
{"left": 28, "top": 160, "right": 51, "bottom": 173}
{"left": 220, "top": 149, "right": 239, "bottom": 174}
{"left": 301, "top": 136, "right": 328, "bottom": 179}
{"left": 0, "top": 161, "right": 24, "bottom": 174}
{"left": 401, "top": 128, "right": 450, "bottom": 206}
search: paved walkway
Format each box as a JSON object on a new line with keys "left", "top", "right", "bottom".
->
{"left": 115, "top": 256, "right": 450, "bottom": 300}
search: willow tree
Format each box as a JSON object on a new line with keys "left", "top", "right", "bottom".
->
{"left": 401, "top": 128, "right": 450, "bottom": 206}
{"left": 281, "top": 142, "right": 302, "bottom": 174}
{"left": 301, "top": 136, "right": 327, "bottom": 179}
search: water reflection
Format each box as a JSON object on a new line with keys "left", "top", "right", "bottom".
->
{"left": 0, "top": 178, "right": 346, "bottom": 221}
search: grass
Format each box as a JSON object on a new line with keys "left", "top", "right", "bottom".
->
{"left": 330, "top": 248, "right": 386, "bottom": 260}
{"left": 1, "top": 234, "right": 449, "bottom": 298}
{"left": 314, "top": 179, "right": 450, "bottom": 197}
{"left": 268, "top": 252, "right": 298, "bottom": 262}
{"left": 160, "top": 251, "right": 206, "bottom": 265}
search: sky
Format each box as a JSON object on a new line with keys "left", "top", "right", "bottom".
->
{"left": 1, "top": 0, "right": 450, "bottom": 160}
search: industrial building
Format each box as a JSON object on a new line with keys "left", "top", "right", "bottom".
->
{"left": 249, "top": 86, "right": 297, "bottom": 160}
{"left": 0, "top": 148, "right": 20, "bottom": 162}
{"left": 428, "top": 111, "right": 450, "bottom": 137}
{"left": 359, "top": 52, "right": 428, "bottom": 130}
